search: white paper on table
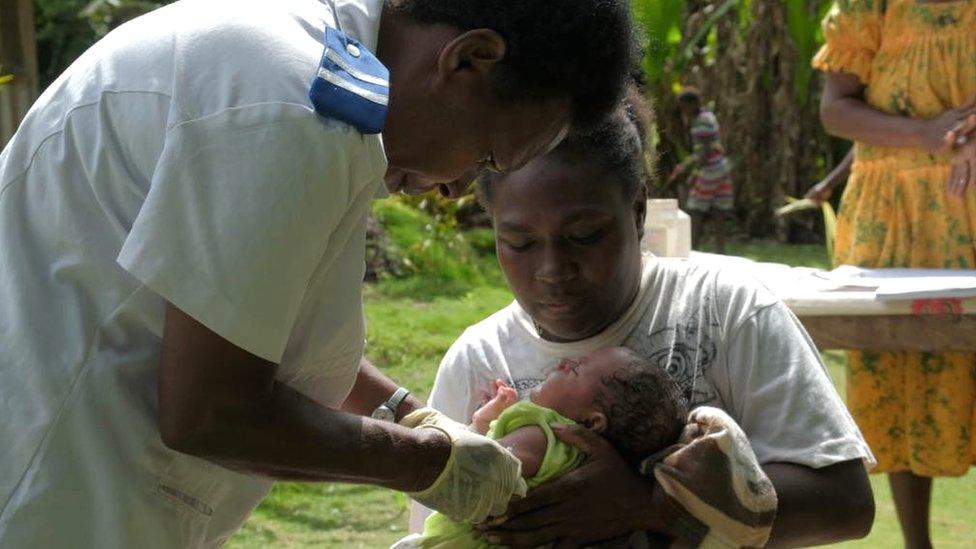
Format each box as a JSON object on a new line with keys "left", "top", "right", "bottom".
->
{"left": 689, "top": 252, "right": 855, "bottom": 294}
{"left": 813, "top": 266, "right": 976, "bottom": 300}
{"left": 688, "top": 254, "right": 976, "bottom": 314}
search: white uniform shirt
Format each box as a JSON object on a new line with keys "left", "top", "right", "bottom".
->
{"left": 429, "top": 257, "right": 876, "bottom": 467}
{"left": 0, "top": 0, "right": 385, "bottom": 546}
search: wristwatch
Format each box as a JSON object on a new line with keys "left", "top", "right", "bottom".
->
{"left": 371, "top": 387, "right": 411, "bottom": 423}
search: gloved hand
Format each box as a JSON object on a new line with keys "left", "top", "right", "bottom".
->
{"left": 399, "top": 407, "right": 527, "bottom": 523}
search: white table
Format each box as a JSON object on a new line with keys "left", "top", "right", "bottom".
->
{"left": 688, "top": 253, "right": 976, "bottom": 352}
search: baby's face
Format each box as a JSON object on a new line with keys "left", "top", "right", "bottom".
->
{"left": 529, "top": 347, "right": 629, "bottom": 421}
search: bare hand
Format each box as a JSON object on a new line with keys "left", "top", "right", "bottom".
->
{"left": 948, "top": 133, "right": 976, "bottom": 198}
{"left": 946, "top": 112, "right": 976, "bottom": 149}
{"left": 471, "top": 380, "right": 517, "bottom": 435}
{"left": 921, "top": 95, "right": 976, "bottom": 154}
{"left": 477, "top": 424, "right": 663, "bottom": 548}
{"left": 667, "top": 163, "right": 687, "bottom": 184}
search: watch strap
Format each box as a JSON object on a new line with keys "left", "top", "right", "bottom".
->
{"left": 384, "top": 387, "right": 410, "bottom": 415}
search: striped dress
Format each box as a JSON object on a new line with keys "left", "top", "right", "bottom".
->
{"left": 686, "top": 109, "right": 734, "bottom": 212}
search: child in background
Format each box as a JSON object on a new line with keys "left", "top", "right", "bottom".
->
{"left": 668, "top": 87, "right": 734, "bottom": 253}
{"left": 393, "top": 347, "right": 688, "bottom": 549}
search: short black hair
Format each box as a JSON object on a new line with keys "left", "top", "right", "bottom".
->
{"left": 677, "top": 86, "right": 702, "bottom": 108}
{"left": 595, "top": 348, "right": 688, "bottom": 465}
{"left": 477, "top": 80, "right": 654, "bottom": 210}
{"left": 391, "top": 0, "right": 638, "bottom": 129}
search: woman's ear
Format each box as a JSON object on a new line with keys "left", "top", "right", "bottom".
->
{"left": 633, "top": 184, "right": 647, "bottom": 239}
{"left": 582, "top": 411, "right": 608, "bottom": 434}
{"left": 436, "top": 29, "right": 506, "bottom": 85}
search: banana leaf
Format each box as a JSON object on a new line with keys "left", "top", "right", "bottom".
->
{"left": 633, "top": 0, "right": 685, "bottom": 87}
{"left": 674, "top": 0, "right": 739, "bottom": 74}
{"left": 821, "top": 196, "right": 837, "bottom": 260}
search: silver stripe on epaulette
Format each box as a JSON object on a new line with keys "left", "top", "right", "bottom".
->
{"left": 324, "top": 48, "right": 389, "bottom": 87}
{"left": 317, "top": 67, "right": 389, "bottom": 106}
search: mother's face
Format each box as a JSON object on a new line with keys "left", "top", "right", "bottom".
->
{"left": 490, "top": 155, "right": 645, "bottom": 342}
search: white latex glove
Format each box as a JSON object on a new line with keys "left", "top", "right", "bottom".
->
{"left": 399, "top": 407, "right": 527, "bottom": 523}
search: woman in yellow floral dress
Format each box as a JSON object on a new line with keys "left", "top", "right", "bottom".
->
{"left": 813, "top": 1, "right": 976, "bottom": 547}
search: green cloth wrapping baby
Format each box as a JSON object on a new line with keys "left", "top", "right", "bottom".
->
{"left": 420, "top": 401, "right": 584, "bottom": 548}
{"left": 393, "top": 347, "right": 689, "bottom": 549}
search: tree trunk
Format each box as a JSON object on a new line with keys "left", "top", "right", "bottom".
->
{"left": 0, "top": 0, "right": 39, "bottom": 147}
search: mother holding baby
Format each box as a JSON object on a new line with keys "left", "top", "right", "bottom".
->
{"left": 412, "top": 89, "right": 877, "bottom": 547}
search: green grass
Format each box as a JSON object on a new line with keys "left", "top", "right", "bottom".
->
{"left": 720, "top": 241, "right": 832, "bottom": 270}
{"left": 230, "top": 237, "right": 975, "bottom": 548}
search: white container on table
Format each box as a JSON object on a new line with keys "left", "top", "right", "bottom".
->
{"left": 642, "top": 199, "right": 692, "bottom": 257}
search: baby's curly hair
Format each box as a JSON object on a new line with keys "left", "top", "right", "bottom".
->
{"left": 595, "top": 349, "right": 688, "bottom": 466}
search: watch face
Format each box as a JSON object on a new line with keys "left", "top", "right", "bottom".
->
{"left": 372, "top": 405, "right": 395, "bottom": 422}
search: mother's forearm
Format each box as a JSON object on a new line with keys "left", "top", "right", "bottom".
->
{"left": 764, "top": 460, "right": 875, "bottom": 548}
{"left": 340, "top": 357, "right": 424, "bottom": 421}
{"left": 820, "top": 71, "right": 933, "bottom": 150}
{"left": 821, "top": 95, "right": 928, "bottom": 150}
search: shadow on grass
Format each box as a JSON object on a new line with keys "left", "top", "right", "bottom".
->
{"left": 257, "top": 500, "right": 345, "bottom": 531}
{"left": 233, "top": 522, "right": 279, "bottom": 546}
{"left": 254, "top": 484, "right": 409, "bottom": 534}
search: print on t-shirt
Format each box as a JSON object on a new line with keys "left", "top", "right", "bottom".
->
{"left": 626, "top": 300, "right": 719, "bottom": 407}
{"left": 503, "top": 300, "right": 720, "bottom": 408}
{"left": 511, "top": 378, "right": 545, "bottom": 400}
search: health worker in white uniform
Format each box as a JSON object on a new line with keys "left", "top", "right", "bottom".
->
{"left": 0, "top": 0, "right": 638, "bottom": 546}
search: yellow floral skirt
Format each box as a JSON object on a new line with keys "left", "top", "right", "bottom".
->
{"left": 836, "top": 157, "right": 976, "bottom": 476}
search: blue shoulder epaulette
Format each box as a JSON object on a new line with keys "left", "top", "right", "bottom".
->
{"left": 309, "top": 27, "right": 389, "bottom": 135}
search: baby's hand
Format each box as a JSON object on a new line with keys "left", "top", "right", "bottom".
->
{"left": 471, "top": 380, "right": 518, "bottom": 435}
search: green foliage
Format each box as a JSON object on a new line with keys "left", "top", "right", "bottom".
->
{"left": 33, "top": 0, "right": 173, "bottom": 86}
{"left": 0, "top": 63, "right": 12, "bottom": 87}
{"left": 34, "top": 0, "right": 98, "bottom": 86}
{"left": 676, "top": 0, "right": 739, "bottom": 74}
{"left": 787, "top": 0, "right": 815, "bottom": 105}
{"left": 370, "top": 199, "right": 500, "bottom": 300}
{"left": 632, "top": 0, "right": 685, "bottom": 90}
{"left": 786, "top": 0, "right": 834, "bottom": 106}
{"left": 633, "top": 0, "right": 738, "bottom": 93}
{"left": 464, "top": 228, "right": 496, "bottom": 256}
{"left": 81, "top": 0, "right": 166, "bottom": 36}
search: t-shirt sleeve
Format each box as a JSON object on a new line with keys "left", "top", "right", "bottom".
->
{"left": 118, "top": 104, "right": 359, "bottom": 363}
{"left": 427, "top": 335, "right": 499, "bottom": 424}
{"left": 811, "top": 0, "right": 884, "bottom": 85}
{"left": 722, "top": 301, "right": 875, "bottom": 469}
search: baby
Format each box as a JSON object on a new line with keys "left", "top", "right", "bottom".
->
{"left": 394, "top": 346, "right": 688, "bottom": 549}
